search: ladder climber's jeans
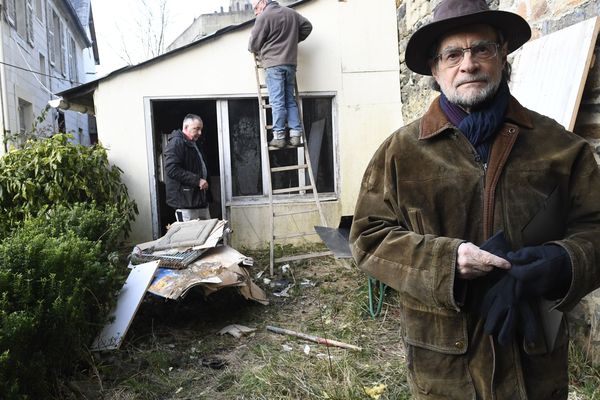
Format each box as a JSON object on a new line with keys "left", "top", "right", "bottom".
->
{"left": 265, "top": 64, "right": 302, "bottom": 140}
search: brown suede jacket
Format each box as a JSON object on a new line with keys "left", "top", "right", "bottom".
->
{"left": 350, "top": 95, "right": 600, "bottom": 399}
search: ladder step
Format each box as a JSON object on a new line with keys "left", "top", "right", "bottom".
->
{"left": 271, "top": 164, "right": 308, "bottom": 172}
{"left": 275, "top": 231, "right": 318, "bottom": 240}
{"left": 275, "top": 251, "right": 333, "bottom": 263}
{"left": 268, "top": 143, "right": 304, "bottom": 150}
{"left": 274, "top": 208, "right": 319, "bottom": 217}
{"left": 273, "top": 185, "right": 314, "bottom": 194}
{"left": 262, "top": 104, "right": 272, "bottom": 109}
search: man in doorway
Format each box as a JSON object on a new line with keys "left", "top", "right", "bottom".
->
{"left": 248, "top": 0, "right": 312, "bottom": 148}
{"left": 164, "top": 113, "right": 210, "bottom": 221}
{"left": 350, "top": 0, "right": 600, "bottom": 398}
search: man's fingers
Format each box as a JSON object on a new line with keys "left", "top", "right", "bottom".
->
{"left": 479, "top": 251, "right": 511, "bottom": 270}
{"left": 456, "top": 243, "right": 511, "bottom": 280}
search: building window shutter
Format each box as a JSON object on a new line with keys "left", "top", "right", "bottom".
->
{"left": 59, "top": 21, "right": 66, "bottom": 76}
{"left": 47, "top": 5, "right": 55, "bottom": 65}
{"left": 6, "top": 0, "right": 16, "bottom": 26}
{"left": 68, "top": 37, "right": 77, "bottom": 83}
{"left": 26, "top": 0, "right": 34, "bottom": 45}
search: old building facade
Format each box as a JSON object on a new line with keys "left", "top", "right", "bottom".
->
{"left": 0, "top": 0, "right": 98, "bottom": 154}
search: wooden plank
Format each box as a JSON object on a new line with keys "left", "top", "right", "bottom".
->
{"left": 510, "top": 17, "right": 600, "bottom": 131}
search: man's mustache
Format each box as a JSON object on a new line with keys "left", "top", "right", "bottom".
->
{"left": 454, "top": 75, "right": 489, "bottom": 87}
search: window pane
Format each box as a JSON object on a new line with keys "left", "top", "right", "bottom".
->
{"left": 302, "top": 97, "right": 334, "bottom": 193}
{"left": 270, "top": 147, "right": 299, "bottom": 191}
{"left": 228, "top": 99, "right": 263, "bottom": 196}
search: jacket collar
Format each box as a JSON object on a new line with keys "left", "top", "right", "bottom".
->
{"left": 419, "top": 94, "right": 534, "bottom": 140}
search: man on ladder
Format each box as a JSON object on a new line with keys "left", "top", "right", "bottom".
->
{"left": 248, "top": 0, "right": 312, "bottom": 148}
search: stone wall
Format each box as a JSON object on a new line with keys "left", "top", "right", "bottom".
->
{"left": 397, "top": 0, "right": 600, "bottom": 362}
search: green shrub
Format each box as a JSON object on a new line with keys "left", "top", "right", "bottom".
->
{"left": 0, "top": 205, "right": 127, "bottom": 399}
{"left": 0, "top": 133, "right": 137, "bottom": 239}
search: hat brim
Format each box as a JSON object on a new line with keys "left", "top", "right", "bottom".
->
{"left": 405, "top": 10, "right": 531, "bottom": 75}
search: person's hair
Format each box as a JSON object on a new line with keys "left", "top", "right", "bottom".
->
{"left": 428, "top": 28, "right": 512, "bottom": 92}
{"left": 182, "top": 114, "right": 203, "bottom": 129}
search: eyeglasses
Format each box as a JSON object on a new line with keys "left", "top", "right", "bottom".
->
{"left": 433, "top": 42, "right": 500, "bottom": 68}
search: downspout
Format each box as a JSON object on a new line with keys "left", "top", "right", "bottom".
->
{"left": 0, "top": 5, "right": 9, "bottom": 154}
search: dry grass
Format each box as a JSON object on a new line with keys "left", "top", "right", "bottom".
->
{"left": 62, "top": 245, "right": 600, "bottom": 400}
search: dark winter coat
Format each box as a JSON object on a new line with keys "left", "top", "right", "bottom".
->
{"left": 164, "top": 130, "right": 208, "bottom": 209}
{"left": 350, "top": 95, "right": 600, "bottom": 399}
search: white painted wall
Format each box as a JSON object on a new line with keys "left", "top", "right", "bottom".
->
{"left": 92, "top": 0, "right": 403, "bottom": 246}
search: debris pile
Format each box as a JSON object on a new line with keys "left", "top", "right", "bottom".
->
{"left": 91, "top": 219, "right": 267, "bottom": 351}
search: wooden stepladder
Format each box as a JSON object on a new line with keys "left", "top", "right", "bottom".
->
{"left": 253, "top": 56, "right": 330, "bottom": 275}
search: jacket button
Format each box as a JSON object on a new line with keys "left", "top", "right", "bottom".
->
{"left": 454, "top": 340, "right": 464, "bottom": 349}
{"left": 508, "top": 128, "right": 516, "bottom": 134}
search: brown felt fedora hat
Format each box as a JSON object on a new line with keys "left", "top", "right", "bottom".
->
{"left": 405, "top": 0, "right": 531, "bottom": 75}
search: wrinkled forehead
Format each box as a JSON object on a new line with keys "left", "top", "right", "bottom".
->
{"left": 436, "top": 24, "right": 499, "bottom": 50}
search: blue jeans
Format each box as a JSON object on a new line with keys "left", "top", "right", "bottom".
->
{"left": 265, "top": 65, "right": 302, "bottom": 139}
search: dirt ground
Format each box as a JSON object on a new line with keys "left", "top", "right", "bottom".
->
{"left": 66, "top": 251, "right": 410, "bottom": 400}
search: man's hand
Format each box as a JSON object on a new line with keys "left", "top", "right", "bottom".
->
{"left": 456, "top": 242, "right": 511, "bottom": 280}
{"left": 199, "top": 179, "right": 209, "bottom": 190}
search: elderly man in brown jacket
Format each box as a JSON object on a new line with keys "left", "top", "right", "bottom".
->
{"left": 350, "top": 0, "right": 600, "bottom": 399}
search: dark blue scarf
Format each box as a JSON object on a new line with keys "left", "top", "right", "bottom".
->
{"left": 439, "top": 79, "right": 510, "bottom": 163}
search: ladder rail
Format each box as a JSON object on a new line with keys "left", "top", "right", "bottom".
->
{"left": 253, "top": 55, "right": 329, "bottom": 275}
{"left": 294, "top": 78, "right": 327, "bottom": 227}
{"left": 254, "top": 56, "right": 276, "bottom": 276}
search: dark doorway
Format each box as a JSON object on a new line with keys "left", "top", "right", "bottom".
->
{"left": 151, "top": 99, "right": 220, "bottom": 236}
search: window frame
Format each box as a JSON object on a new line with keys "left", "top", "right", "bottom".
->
{"left": 220, "top": 92, "right": 338, "bottom": 206}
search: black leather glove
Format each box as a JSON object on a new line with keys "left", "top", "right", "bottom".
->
{"left": 480, "top": 273, "right": 521, "bottom": 345}
{"left": 480, "top": 274, "right": 539, "bottom": 345}
{"left": 506, "top": 244, "right": 572, "bottom": 300}
{"left": 479, "top": 231, "right": 540, "bottom": 345}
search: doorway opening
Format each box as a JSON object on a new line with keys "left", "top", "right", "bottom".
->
{"left": 151, "top": 99, "right": 220, "bottom": 236}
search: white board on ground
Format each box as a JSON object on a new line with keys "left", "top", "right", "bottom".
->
{"left": 510, "top": 17, "right": 600, "bottom": 131}
{"left": 90, "top": 261, "right": 159, "bottom": 351}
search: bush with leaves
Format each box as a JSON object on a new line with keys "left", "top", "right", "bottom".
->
{"left": 0, "top": 204, "right": 127, "bottom": 399}
{"left": 0, "top": 133, "right": 137, "bottom": 239}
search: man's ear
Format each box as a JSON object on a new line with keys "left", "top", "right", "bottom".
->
{"left": 501, "top": 42, "right": 509, "bottom": 64}
{"left": 429, "top": 61, "right": 439, "bottom": 79}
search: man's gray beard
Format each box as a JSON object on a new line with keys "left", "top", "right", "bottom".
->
{"left": 443, "top": 76, "right": 502, "bottom": 109}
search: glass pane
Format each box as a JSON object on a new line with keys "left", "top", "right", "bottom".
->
{"left": 228, "top": 99, "right": 263, "bottom": 196}
{"left": 302, "top": 97, "right": 334, "bottom": 193}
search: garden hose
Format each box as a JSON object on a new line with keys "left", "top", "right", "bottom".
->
{"left": 368, "top": 276, "right": 387, "bottom": 318}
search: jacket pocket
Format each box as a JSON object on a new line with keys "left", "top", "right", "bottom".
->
{"left": 399, "top": 301, "right": 468, "bottom": 354}
{"left": 406, "top": 342, "right": 476, "bottom": 399}
{"left": 181, "top": 185, "right": 204, "bottom": 209}
{"left": 400, "top": 302, "right": 474, "bottom": 399}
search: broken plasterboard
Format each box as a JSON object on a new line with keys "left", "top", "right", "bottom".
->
{"left": 147, "top": 245, "right": 268, "bottom": 305}
{"left": 90, "top": 261, "right": 159, "bottom": 351}
{"left": 510, "top": 16, "right": 600, "bottom": 130}
{"left": 131, "top": 219, "right": 228, "bottom": 268}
